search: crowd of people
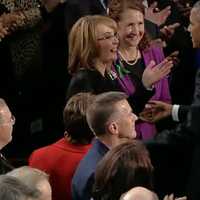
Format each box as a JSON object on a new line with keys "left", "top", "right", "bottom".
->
{"left": 0, "top": 0, "right": 200, "bottom": 199}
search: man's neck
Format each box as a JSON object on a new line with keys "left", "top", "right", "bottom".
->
{"left": 98, "top": 135, "right": 121, "bottom": 149}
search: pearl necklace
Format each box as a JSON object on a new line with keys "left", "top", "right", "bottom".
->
{"left": 118, "top": 49, "right": 140, "bottom": 66}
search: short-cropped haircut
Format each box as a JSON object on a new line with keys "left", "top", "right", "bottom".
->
{"left": 86, "top": 91, "right": 128, "bottom": 136}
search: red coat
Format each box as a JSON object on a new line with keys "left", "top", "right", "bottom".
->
{"left": 29, "top": 138, "right": 91, "bottom": 200}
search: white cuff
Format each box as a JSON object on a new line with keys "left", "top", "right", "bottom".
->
{"left": 172, "top": 104, "right": 180, "bottom": 122}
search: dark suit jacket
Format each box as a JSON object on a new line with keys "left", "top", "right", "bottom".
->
{"left": 0, "top": 154, "right": 14, "bottom": 175}
{"left": 146, "top": 69, "right": 200, "bottom": 199}
{"left": 71, "top": 139, "right": 109, "bottom": 200}
{"left": 66, "top": 69, "right": 154, "bottom": 114}
{"left": 65, "top": 0, "right": 106, "bottom": 37}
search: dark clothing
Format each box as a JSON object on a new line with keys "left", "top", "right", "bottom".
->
{"left": 144, "top": 19, "right": 160, "bottom": 40}
{"left": 0, "top": 154, "right": 14, "bottom": 175}
{"left": 71, "top": 139, "right": 109, "bottom": 200}
{"left": 66, "top": 69, "right": 154, "bottom": 114}
{"left": 146, "top": 68, "right": 200, "bottom": 199}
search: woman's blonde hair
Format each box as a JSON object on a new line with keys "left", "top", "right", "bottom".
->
{"left": 68, "top": 15, "right": 117, "bottom": 75}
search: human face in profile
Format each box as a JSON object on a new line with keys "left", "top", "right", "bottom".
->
{"left": 96, "top": 24, "right": 119, "bottom": 64}
{"left": 0, "top": 106, "right": 15, "bottom": 148}
{"left": 115, "top": 99, "right": 138, "bottom": 139}
{"left": 188, "top": 8, "right": 200, "bottom": 48}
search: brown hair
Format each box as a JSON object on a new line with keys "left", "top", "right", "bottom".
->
{"left": 63, "top": 92, "right": 95, "bottom": 144}
{"left": 86, "top": 91, "right": 128, "bottom": 136}
{"left": 108, "top": 0, "right": 150, "bottom": 50}
{"left": 93, "top": 140, "right": 154, "bottom": 200}
{"left": 68, "top": 15, "right": 117, "bottom": 74}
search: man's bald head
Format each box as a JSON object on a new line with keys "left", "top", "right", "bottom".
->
{"left": 120, "top": 187, "right": 159, "bottom": 200}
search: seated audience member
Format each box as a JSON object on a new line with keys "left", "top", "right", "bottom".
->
{"left": 108, "top": 0, "right": 173, "bottom": 139}
{"left": 7, "top": 166, "right": 52, "bottom": 200}
{"left": 71, "top": 91, "right": 138, "bottom": 200}
{"left": 120, "top": 187, "right": 159, "bottom": 200}
{"left": 93, "top": 140, "right": 154, "bottom": 200}
{"left": 0, "top": 175, "right": 40, "bottom": 200}
{"left": 29, "top": 93, "right": 94, "bottom": 200}
{"left": 0, "top": 98, "right": 15, "bottom": 174}
{"left": 66, "top": 15, "right": 171, "bottom": 115}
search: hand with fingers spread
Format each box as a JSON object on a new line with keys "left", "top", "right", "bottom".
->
{"left": 0, "top": 12, "right": 26, "bottom": 34}
{"left": 140, "top": 100, "right": 173, "bottom": 123}
{"left": 173, "top": 0, "right": 192, "bottom": 17}
{"left": 145, "top": 1, "right": 171, "bottom": 26}
{"left": 0, "top": 21, "right": 9, "bottom": 40}
{"left": 142, "top": 59, "right": 173, "bottom": 89}
{"left": 160, "top": 23, "right": 180, "bottom": 40}
{"left": 163, "top": 193, "right": 187, "bottom": 200}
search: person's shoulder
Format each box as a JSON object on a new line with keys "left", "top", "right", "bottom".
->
{"left": 73, "top": 143, "right": 101, "bottom": 176}
{"left": 72, "top": 69, "right": 100, "bottom": 80}
{"left": 29, "top": 141, "right": 58, "bottom": 159}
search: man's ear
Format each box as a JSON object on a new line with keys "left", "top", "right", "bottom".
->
{"left": 107, "top": 121, "right": 118, "bottom": 136}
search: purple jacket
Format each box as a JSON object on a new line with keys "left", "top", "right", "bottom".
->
{"left": 135, "top": 45, "right": 171, "bottom": 140}
{"left": 114, "top": 45, "right": 171, "bottom": 140}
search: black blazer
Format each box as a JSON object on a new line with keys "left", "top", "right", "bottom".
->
{"left": 145, "top": 69, "right": 200, "bottom": 199}
{"left": 66, "top": 69, "right": 154, "bottom": 114}
{"left": 65, "top": 0, "right": 106, "bottom": 36}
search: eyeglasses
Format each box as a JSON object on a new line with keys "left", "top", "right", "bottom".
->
{"left": 97, "top": 32, "right": 119, "bottom": 41}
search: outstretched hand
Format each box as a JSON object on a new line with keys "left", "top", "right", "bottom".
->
{"left": 139, "top": 100, "right": 173, "bottom": 123}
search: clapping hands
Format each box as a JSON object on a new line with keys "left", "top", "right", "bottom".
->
{"left": 145, "top": 2, "right": 171, "bottom": 26}
{"left": 0, "top": 12, "right": 25, "bottom": 41}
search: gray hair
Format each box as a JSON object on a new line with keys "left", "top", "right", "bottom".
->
{"left": 0, "top": 175, "right": 40, "bottom": 200}
{"left": 7, "top": 166, "right": 49, "bottom": 189}
{"left": 192, "top": 1, "right": 200, "bottom": 21}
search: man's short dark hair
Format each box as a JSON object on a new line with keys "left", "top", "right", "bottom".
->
{"left": 86, "top": 91, "right": 128, "bottom": 136}
{"left": 63, "top": 93, "right": 95, "bottom": 143}
{"left": 0, "top": 175, "right": 40, "bottom": 200}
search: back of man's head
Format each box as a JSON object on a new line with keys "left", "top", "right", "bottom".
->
{"left": 0, "top": 175, "right": 40, "bottom": 200}
{"left": 193, "top": 1, "right": 200, "bottom": 11}
{"left": 86, "top": 91, "right": 128, "bottom": 136}
{"left": 7, "top": 166, "right": 51, "bottom": 200}
{"left": 120, "top": 187, "right": 159, "bottom": 200}
{"left": 63, "top": 92, "right": 95, "bottom": 144}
